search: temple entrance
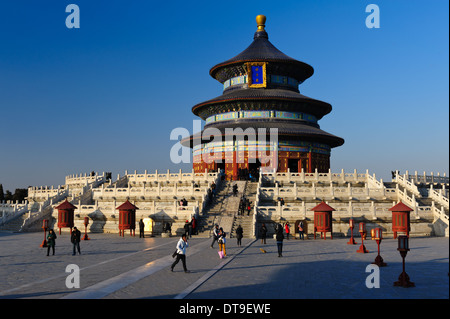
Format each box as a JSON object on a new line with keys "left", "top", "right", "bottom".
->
{"left": 300, "top": 158, "right": 309, "bottom": 173}
{"left": 288, "top": 159, "right": 299, "bottom": 173}
{"left": 248, "top": 158, "right": 261, "bottom": 181}
{"left": 216, "top": 162, "right": 225, "bottom": 173}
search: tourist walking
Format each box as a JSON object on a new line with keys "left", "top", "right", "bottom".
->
{"left": 285, "top": 222, "right": 290, "bottom": 240}
{"left": 260, "top": 223, "right": 268, "bottom": 244}
{"left": 139, "top": 219, "right": 145, "bottom": 238}
{"left": 236, "top": 224, "right": 243, "bottom": 247}
{"left": 298, "top": 221, "right": 305, "bottom": 240}
{"left": 71, "top": 227, "right": 81, "bottom": 255}
{"left": 211, "top": 224, "right": 219, "bottom": 248}
{"left": 171, "top": 234, "right": 190, "bottom": 273}
{"left": 218, "top": 227, "right": 227, "bottom": 257}
{"left": 276, "top": 224, "right": 284, "bottom": 257}
{"left": 46, "top": 229, "right": 57, "bottom": 256}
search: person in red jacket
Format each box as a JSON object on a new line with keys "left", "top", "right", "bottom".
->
{"left": 285, "top": 222, "right": 290, "bottom": 240}
{"left": 191, "top": 216, "right": 197, "bottom": 235}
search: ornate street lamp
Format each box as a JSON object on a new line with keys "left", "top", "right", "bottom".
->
{"left": 82, "top": 216, "right": 90, "bottom": 240}
{"left": 40, "top": 219, "right": 48, "bottom": 247}
{"left": 372, "top": 227, "right": 387, "bottom": 267}
{"left": 394, "top": 235, "right": 415, "bottom": 287}
{"left": 347, "top": 218, "right": 357, "bottom": 245}
{"left": 356, "top": 222, "right": 369, "bottom": 253}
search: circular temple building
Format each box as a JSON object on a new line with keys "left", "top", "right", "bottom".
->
{"left": 181, "top": 15, "right": 344, "bottom": 180}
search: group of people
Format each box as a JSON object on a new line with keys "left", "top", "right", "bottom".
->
{"left": 210, "top": 224, "right": 228, "bottom": 257}
{"left": 171, "top": 222, "right": 245, "bottom": 273}
{"left": 274, "top": 221, "right": 304, "bottom": 257}
{"left": 45, "top": 227, "right": 82, "bottom": 256}
{"left": 206, "top": 182, "right": 217, "bottom": 205}
{"left": 173, "top": 218, "right": 305, "bottom": 272}
{"left": 183, "top": 217, "right": 197, "bottom": 238}
{"left": 178, "top": 198, "right": 188, "bottom": 209}
{"left": 259, "top": 221, "right": 305, "bottom": 248}
{"left": 238, "top": 195, "right": 252, "bottom": 216}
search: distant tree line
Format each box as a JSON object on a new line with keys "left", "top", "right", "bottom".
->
{"left": 0, "top": 184, "right": 28, "bottom": 202}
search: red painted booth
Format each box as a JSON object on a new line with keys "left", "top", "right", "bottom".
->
{"left": 312, "top": 201, "right": 335, "bottom": 240}
{"left": 55, "top": 200, "right": 77, "bottom": 234}
{"left": 389, "top": 201, "right": 413, "bottom": 239}
{"left": 116, "top": 200, "right": 138, "bottom": 237}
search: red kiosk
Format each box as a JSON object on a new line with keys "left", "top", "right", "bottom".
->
{"left": 312, "top": 201, "right": 335, "bottom": 240}
{"left": 116, "top": 200, "right": 138, "bottom": 237}
{"left": 389, "top": 201, "right": 413, "bottom": 239}
{"left": 55, "top": 200, "right": 77, "bottom": 235}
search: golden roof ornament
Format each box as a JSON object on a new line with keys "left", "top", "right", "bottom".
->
{"left": 256, "top": 15, "right": 266, "bottom": 32}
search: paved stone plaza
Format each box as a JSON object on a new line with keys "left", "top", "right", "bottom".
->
{"left": 0, "top": 231, "right": 448, "bottom": 300}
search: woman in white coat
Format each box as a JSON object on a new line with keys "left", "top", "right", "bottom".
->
{"left": 171, "top": 234, "right": 190, "bottom": 273}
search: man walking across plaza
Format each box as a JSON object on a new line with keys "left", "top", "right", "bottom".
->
{"left": 71, "top": 227, "right": 82, "bottom": 255}
{"left": 171, "top": 234, "right": 190, "bottom": 273}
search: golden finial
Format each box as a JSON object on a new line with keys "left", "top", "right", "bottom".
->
{"left": 256, "top": 15, "right": 266, "bottom": 31}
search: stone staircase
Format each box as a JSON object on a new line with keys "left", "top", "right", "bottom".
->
{"left": 231, "top": 214, "right": 254, "bottom": 238}
{"left": 195, "top": 180, "right": 247, "bottom": 238}
{"left": 0, "top": 213, "right": 29, "bottom": 232}
{"left": 2, "top": 179, "right": 106, "bottom": 233}
{"left": 229, "top": 181, "right": 258, "bottom": 238}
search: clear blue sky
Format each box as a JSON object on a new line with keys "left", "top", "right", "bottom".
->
{"left": 0, "top": 0, "right": 448, "bottom": 191}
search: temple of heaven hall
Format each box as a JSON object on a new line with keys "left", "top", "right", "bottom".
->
{"left": 181, "top": 15, "right": 344, "bottom": 181}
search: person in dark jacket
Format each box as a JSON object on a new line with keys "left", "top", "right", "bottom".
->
{"left": 46, "top": 229, "right": 57, "bottom": 256}
{"left": 71, "top": 227, "right": 82, "bottom": 255}
{"left": 236, "top": 224, "right": 243, "bottom": 247}
{"left": 276, "top": 224, "right": 284, "bottom": 257}
{"left": 139, "top": 219, "right": 145, "bottom": 238}
{"left": 184, "top": 220, "right": 190, "bottom": 238}
{"left": 298, "top": 221, "right": 305, "bottom": 240}
{"left": 211, "top": 224, "right": 219, "bottom": 248}
{"left": 260, "top": 223, "right": 268, "bottom": 244}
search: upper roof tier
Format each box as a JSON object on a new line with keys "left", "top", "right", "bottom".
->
{"left": 209, "top": 15, "right": 314, "bottom": 84}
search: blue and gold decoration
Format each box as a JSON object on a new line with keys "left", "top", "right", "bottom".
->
{"left": 246, "top": 62, "right": 267, "bottom": 88}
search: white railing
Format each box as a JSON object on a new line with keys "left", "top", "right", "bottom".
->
{"left": 27, "top": 186, "right": 67, "bottom": 202}
{"left": 124, "top": 169, "right": 218, "bottom": 185}
{"left": 92, "top": 184, "right": 211, "bottom": 200}
{"left": 258, "top": 184, "right": 392, "bottom": 201}
{"left": 0, "top": 201, "right": 29, "bottom": 225}
{"left": 262, "top": 168, "right": 369, "bottom": 184}
{"left": 402, "top": 170, "right": 449, "bottom": 185}
{"left": 394, "top": 172, "right": 421, "bottom": 197}
{"left": 256, "top": 201, "right": 395, "bottom": 221}
{"left": 428, "top": 184, "right": 449, "bottom": 209}
{"left": 78, "top": 200, "right": 199, "bottom": 218}
{"left": 65, "top": 172, "right": 107, "bottom": 187}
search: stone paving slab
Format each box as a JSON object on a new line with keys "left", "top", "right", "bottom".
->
{"left": 0, "top": 231, "right": 448, "bottom": 300}
{"left": 186, "top": 236, "right": 449, "bottom": 299}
